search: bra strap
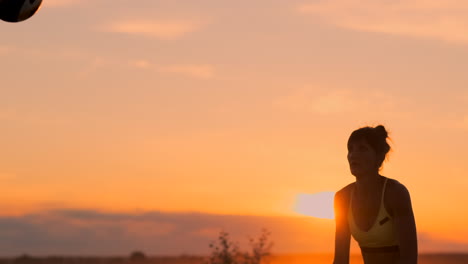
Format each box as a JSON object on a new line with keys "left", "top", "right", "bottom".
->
{"left": 381, "top": 177, "right": 388, "bottom": 204}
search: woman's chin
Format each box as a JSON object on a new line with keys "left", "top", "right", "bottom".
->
{"left": 350, "top": 169, "right": 364, "bottom": 178}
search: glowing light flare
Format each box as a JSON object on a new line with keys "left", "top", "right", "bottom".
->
{"left": 294, "top": 191, "right": 335, "bottom": 219}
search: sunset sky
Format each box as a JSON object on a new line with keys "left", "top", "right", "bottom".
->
{"left": 0, "top": 0, "right": 467, "bottom": 255}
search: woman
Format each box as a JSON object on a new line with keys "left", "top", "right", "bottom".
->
{"left": 333, "top": 125, "right": 417, "bottom": 264}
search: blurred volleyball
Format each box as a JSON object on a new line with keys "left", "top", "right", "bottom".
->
{"left": 0, "top": 0, "right": 43, "bottom": 22}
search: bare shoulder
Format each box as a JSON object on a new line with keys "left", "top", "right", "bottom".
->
{"left": 334, "top": 182, "right": 354, "bottom": 222}
{"left": 386, "top": 178, "right": 411, "bottom": 198}
{"left": 385, "top": 178, "right": 414, "bottom": 216}
{"left": 335, "top": 182, "right": 355, "bottom": 201}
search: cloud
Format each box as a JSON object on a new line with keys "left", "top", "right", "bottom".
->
{"left": 272, "top": 87, "right": 409, "bottom": 118}
{"left": 156, "top": 64, "right": 215, "bottom": 79}
{"left": 77, "top": 56, "right": 111, "bottom": 78}
{"left": 310, "top": 89, "right": 357, "bottom": 114}
{"left": 44, "top": 0, "right": 88, "bottom": 8}
{"left": 101, "top": 19, "right": 203, "bottom": 40}
{"left": 128, "top": 60, "right": 215, "bottom": 79}
{"left": 129, "top": 60, "right": 152, "bottom": 70}
{"left": 0, "top": 209, "right": 465, "bottom": 256}
{"left": 297, "top": 0, "right": 468, "bottom": 44}
{"left": 418, "top": 232, "right": 468, "bottom": 252}
{"left": 0, "top": 209, "right": 335, "bottom": 255}
{"left": 190, "top": 227, "right": 223, "bottom": 238}
{"left": 272, "top": 87, "right": 355, "bottom": 114}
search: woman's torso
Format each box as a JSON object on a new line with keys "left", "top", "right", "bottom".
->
{"left": 346, "top": 176, "right": 400, "bottom": 264}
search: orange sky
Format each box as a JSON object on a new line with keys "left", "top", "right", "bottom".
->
{"left": 0, "top": 0, "right": 467, "bottom": 255}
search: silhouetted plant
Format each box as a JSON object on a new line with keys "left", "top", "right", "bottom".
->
{"left": 207, "top": 231, "right": 240, "bottom": 264}
{"left": 206, "top": 229, "right": 273, "bottom": 264}
{"left": 242, "top": 229, "right": 273, "bottom": 264}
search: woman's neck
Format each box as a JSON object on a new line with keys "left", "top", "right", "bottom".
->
{"left": 355, "top": 173, "right": 384, "bottom": 192}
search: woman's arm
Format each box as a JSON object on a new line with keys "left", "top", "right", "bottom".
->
{"left": 392, "top": 183, "right": 418, "bottom": 264}
{"left": 333, "top": 189, "right": 351, "bottom": 264}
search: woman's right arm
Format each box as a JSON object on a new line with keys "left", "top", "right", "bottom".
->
{"left": 333, "top": 189, "right": 351, "bottom": 264}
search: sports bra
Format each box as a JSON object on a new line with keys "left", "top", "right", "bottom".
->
{"left": 348, "top": 177, "right": 399, "bottom": 249}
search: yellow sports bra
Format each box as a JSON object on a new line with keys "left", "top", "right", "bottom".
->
{"left": 348, "top": 177, "right": 399, "bottom": 248}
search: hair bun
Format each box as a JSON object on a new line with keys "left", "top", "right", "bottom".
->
{"left": 375, "top": 125, "right": 388, "bottom": 138}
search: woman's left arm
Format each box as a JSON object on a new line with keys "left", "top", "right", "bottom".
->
{"left": 393, "top": 183, "right": 418, "bottom": 264}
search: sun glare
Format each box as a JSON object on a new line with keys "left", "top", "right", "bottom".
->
{"left": 294, "top": 191, "right": 335, "bottom": 219}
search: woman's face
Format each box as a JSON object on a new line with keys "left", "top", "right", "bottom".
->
{"left": 347, "top": 138, "right": 379, "bottom": 177}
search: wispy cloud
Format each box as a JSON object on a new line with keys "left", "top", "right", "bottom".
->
{"left": 129, "top": 60, "right": 152, "bottom": 70}
{"left": 156, "top": 64, "right": 215, "bottom": 79}
{"left": 310, "top": 89, "right": 357, "bottom": 114}
{"left": 101, "top": 19, "right": 204, "bottom": 40}
{"left": 129, "top": 60, "right": 215, "bottom": 79}
{"left": 273, "top": 87, "right": 408, "bottom": 117}
{"left": 45, "top": 0, "right": 88, "bottom": 8}
{"left": 297, "top": 0, "right": 468, "bottom": 44}
{"left": 272, "top": 87, "right": 345, "bottom": 113}
{"left": 77, "top": 56, "right": 111, "bottom": 78}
